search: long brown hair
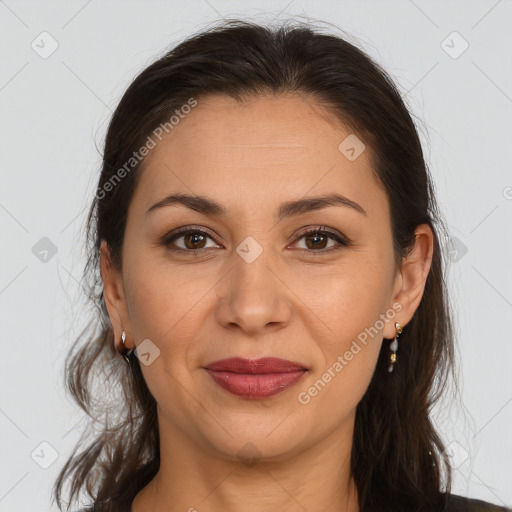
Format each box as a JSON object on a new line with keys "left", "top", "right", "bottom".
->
{"left": 53, "top": 19, "right": 457, "bottom": 512}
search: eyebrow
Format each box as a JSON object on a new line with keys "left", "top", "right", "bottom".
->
{"left": 145, "top": 192, "right": 367, "bottom": 221}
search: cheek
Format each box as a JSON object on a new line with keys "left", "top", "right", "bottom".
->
{"left": 298, "top": 257, "right": 393, "bottom": 409}
{"left": 122, "top": 251, "right": 198, "bottom": 348}
{"left": 296, "top": 270, "right": 389, "bottom": 415}
{"left": 305, "top": 256, "right": 392, "bottom": 343}
{"left": 125, "top": 272, "right": 169, "bottom": 338}
{"left": 122, "top": 257, "right": 203, "bottom": 409}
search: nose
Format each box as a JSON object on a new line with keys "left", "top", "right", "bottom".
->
{"left": 214, "top": 247, "right": 292, "bottom": 335}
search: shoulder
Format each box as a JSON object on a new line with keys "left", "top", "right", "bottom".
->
{"left": 443, "top": 493, "right": 511, "bottom": 512}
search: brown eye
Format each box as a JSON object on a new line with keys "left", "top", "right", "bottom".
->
{"left": 182, "top": 232, "right": 207, "bottom": 250}
{"left": 161, "top": 228, "right": 220, "bottom": 252}
{"left": 293, "top": 227, "right": 349, "bottom": 253}
{"left": 304, "top": 232, "right": 330, "bottom": 250}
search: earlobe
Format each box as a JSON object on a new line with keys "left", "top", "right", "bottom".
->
{"left": 388, "top": 224, "right": 434, "bottom": 333}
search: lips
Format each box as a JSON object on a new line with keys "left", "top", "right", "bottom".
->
{"left": 205, "top": 357, "right": 307, "bottom": 373}
{"left": 204, "top": 357, "right": 308, "bottom": 399}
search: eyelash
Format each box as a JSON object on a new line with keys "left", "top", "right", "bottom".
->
{"left": 159, "top": 225, "right": 350, "bottom": 255}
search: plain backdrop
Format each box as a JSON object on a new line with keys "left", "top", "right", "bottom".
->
{"left": 1, "top": 1, "right": 511, "bottom": 510}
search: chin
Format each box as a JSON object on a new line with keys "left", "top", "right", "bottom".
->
{"left": 192, "top": 408, "right": 315, "bottom": 465}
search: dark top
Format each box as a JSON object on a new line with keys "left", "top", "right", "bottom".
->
{"left": 79, "top": 493, "right": 511, "bottom": 511}
{"left": 445, "top": 495, "right": 511, "bottom": 512}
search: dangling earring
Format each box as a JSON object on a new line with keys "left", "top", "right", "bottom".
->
{"left": 120, "top": 330, "right": 135, "bottom": 364}
{"left": 388, "top": 322, "right": 403, "bottom": 373}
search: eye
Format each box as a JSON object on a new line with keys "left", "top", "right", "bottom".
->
{"left": 291, "top": 226, "right": 349, "bottom": 253}
{"left": 160, "top": 227, "right": 221, "bottom": 252}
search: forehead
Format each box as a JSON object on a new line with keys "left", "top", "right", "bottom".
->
{"left": 130, "top": 93, "right": 386, "bottom": 221}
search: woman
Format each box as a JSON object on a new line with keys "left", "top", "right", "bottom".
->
{"left": 52, "top": 19, "right": 510, "bottom": 512}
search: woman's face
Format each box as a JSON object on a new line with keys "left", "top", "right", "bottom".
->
{"left": 102, "top": 93, "right": 423, "bottom": 463}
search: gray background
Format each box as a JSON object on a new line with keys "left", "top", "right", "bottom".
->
{"left": 1, "top": 0, "right": 511, "bottom": 510}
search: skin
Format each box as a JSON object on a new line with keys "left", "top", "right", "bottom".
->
{"left": 100, "top": 92, "right": 434, "bottom": 512}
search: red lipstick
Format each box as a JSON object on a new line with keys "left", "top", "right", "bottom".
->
{"left": 204, "top": 357, "right": 308, "bottom": 399}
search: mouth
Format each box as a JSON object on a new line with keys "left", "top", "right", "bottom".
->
{"left": 203, "top": 357, "right": 309, "bottom": 400}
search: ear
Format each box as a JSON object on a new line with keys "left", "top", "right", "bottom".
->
{"left": 383, "top": 224, "right": 434, "bottom": 339}
{"left": 99, "top": 240, "right": 133, "bottom": 351}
